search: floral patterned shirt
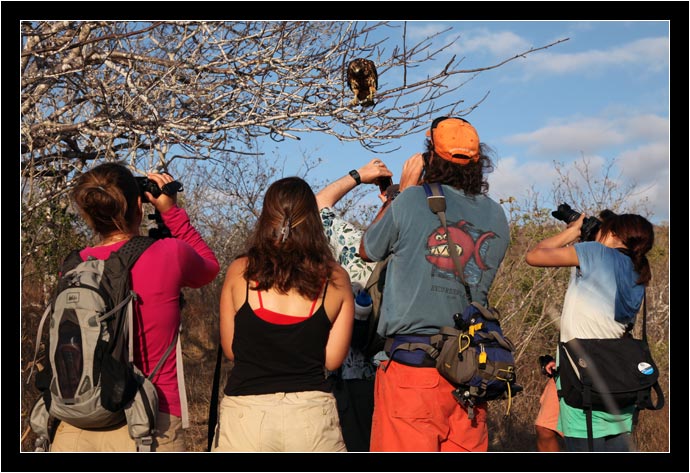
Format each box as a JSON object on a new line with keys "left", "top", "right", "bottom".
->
{"left": 321, "top": 207, "right": 378, "bottom": 379}
{"left": 320, "top": 207, "right": 377, "bottom": 290}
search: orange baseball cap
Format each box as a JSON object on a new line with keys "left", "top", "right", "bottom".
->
{"left": 426, "top": 117, "right": 480, "bottom": 165}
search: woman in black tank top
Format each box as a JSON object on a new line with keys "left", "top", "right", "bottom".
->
{"left": 212, "top": 177, "right": 354, "bottom": 452}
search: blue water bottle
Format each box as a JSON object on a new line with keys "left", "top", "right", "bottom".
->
{"left": 354, "top": 290, "right": 373, "bottom": 321}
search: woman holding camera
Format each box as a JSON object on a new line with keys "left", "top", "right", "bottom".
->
{"left": 212, "top": 176, "right": 354, "bottom": 452}
{"left": 525, "top": 210, "right": 654, "bottom": 451}
{"left": 50, "top": 161, "right": 220, "bottom": 452}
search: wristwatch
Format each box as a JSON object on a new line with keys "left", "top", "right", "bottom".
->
{"left": 348, "top": 169, "right": 362, "bottom": 186}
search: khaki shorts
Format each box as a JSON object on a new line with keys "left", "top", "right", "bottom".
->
{"left": 534, "top": 377, "right": 563, "bottom": 436}
{"left": 50, "top": 412, "right": 185, "bottom": 452}
{"left": 211, "top": 391, "right": 346, "bottom": 452}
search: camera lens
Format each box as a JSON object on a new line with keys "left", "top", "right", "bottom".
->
{"left": 581, "top": 217, "right": 602, "bottom": 242}
{"left": 551, "top": 203, "right": 581, "bottom": 224}
{"left": 551, "top": 202, "right": 603, "bottom": 241}
{"left": 135, "top": 176, "right": 162, "bottom": 202}
{"left": 135, "top": 177, "right": 150, "bottom": 203}
{"left": 376, "top": 176, "right": 393, "bottom": 193}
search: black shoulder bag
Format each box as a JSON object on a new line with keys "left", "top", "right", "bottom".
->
{"left": 557, "top": 290, "right": 665, "bottom": 451}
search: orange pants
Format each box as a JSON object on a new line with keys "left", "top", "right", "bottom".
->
{"left": 370, "top": 360, "right": 488, "bottom": 452}
{"left": 534, "top": 377, "right": 563, "bottom": 436}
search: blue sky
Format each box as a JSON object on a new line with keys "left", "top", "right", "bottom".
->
{"left": 274, "top": 20, "right": 670, "bottom": 224}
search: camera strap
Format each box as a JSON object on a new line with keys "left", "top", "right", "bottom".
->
{"left": 423, "top": 182, "right": 473, "bottom": 304}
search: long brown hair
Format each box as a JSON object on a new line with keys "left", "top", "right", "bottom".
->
{"left": 421, "top": 139, "right": 495, "bottom": 196}
{"left": 244, "top": 176, "right": 336, "bottom": 300}
{"left": 70, "top": 161, "right": 141, "bottom": 237}
{"left": 598, "top": 212, "right": 654, "bottom": 285}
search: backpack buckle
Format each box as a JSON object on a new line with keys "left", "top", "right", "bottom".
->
{"left": 34, "top": 436, "right": 50, "bottom": 452}
{"left": 136, "top": 435, "right": 154, "bottom": 452}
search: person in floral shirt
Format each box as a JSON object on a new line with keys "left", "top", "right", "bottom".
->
{"left": 315, "top": 158, "right": 395, "bottom": 452}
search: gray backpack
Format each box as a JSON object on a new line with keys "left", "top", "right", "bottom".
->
{"left": 28, "top": 236, "right": 187, "bottom": 452}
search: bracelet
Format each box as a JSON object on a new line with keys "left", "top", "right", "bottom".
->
{"left": 349, "top": 169, "right": 362, "bottom": 186}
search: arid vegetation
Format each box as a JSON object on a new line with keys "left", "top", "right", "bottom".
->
{"left": 20, "top": 186, "right": 670, "bottom": 453}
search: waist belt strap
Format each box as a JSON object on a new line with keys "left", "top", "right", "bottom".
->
{"left": 383, "top": 334, "right": 444, "bottom": 369}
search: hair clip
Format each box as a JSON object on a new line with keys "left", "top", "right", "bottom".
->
{"left": 280, "top": 217, "right": 292, "bottom": 243}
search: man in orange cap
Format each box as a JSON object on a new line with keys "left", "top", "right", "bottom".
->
{"left": 359, "top": 117, "right": 510, "bottom": 452}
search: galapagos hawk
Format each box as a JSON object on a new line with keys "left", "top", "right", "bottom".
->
{"left": 347, "top": 58, "right": 378, "bottom": 107}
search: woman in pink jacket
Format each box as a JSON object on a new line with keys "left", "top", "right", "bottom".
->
{"left": 50, "top": 161, "right": 219, "bottom": 452}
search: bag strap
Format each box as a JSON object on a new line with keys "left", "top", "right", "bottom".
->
{"left": 107, "top": 236, "right": 156, "bottom": 355}
{"left": 641, "top": 290, "right": 648, "bottom": 342}
{"left": 363, "top": 256, "right": 390, "bottom": 357}
{"left": 364, "top": 257, "right": 389, "bottom": 294}
{"left": 175, "top": 333, "right": 190, "bottom": 429}
{"left": 207, "top": 344, "right": 223, "bottom": 451}
{"left": 382, "top": 336, "right": 444, "bottom": 361}
{"left": 28, "top": 306, "right": 52, "bottom": 383}
{"left": 114, "top": 235, "right": 156, "bottom": 268}
{"left": 147, "top": 331, "right": 179, "bottom": 381}
{"left": 117, "top": 236, "right": 190, "bottom": 430}
{"left": 423, "top": 183, "right": 472, "bottom": 303}
{"left": 636, "top": 290, "right": 665, "bottom": 412}
{"left": 624, "top": 288, "right": 648, "bottom": 339}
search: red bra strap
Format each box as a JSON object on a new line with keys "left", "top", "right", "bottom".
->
{"left": 308, "top": 279, "right": 328, "bottom": 316}
{"left": 256, "top": 285, "right": 264, "bottom": 309}
{"left": 308, "top": 296, "right": 318, "bottom": 317}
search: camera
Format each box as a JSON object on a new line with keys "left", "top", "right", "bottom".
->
{"left": 134, "top": 176, "right": 184, "bottom": 240}
{"left": 538, "top": 354, "right": 556, "bottom": 378}
{"left": 551, "top": 203, "right": 601, "bottom": 242}
{"left": 135, "top": 176, "right": 184, "bottom": 204}
{"left": 375, "top": 176, "right": 393, "bottom": 193}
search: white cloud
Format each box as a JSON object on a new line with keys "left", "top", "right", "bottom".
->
{"left": 638, "top": 183, "right": 670, "bottom": 224}
{"left": 506, "top": 118, "right": 626, "bottom": 158}
{"left": 405, "top": 24, "right": 668, "bottom": 83}
{"left": 497, "top": 112, "right": 669, "bottom": 222}
{"left": 617, "top": 142, "right": 669, "bottom": 182}
{"left": 452, "top": 29, "right": 530, "bottom": 57}
{"left": 521, "top": 37, "right": 669, "bottom": 77}
{"left": 487, "top": 156, "right": 560, "bottom": 203}
{"left": 505, "top": 113, "right": 669, "bottom": 159}
{"left": 406, "top": 22, "right": 453, "bottom": 41}
{"left": 616, "top": 142, "right": 670, "bottom": 220}
{"left": 620, "top": 114, "right": 669, "bottom": 142}
{"left": 488, "top": 150, "right": 669, "bottom": 223}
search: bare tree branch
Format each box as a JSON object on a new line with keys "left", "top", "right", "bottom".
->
{"left": 22, "top": 20, "right": 568, "bottom": 176}
{"left": 20, "top": 20, "right": 568, "bottom": 266}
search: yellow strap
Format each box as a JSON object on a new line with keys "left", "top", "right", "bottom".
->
{"left": 504, "top": 383, "right": 512, "bottom": 417}
{"left": 458, "top": 334, "right": 471, "bottom": 353}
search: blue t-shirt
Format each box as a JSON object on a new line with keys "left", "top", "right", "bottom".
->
{"left": 362, "top": 184, "right": 509, "bottom": 337}
{"left": 560, "top": 242, "right": 644, "bottom": 342}
{"left": 557, "top": 241, "right": 644, "bottom": 438}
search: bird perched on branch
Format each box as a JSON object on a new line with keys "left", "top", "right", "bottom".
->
{"left": 346, "top": 58, "right": 378, "bottom": 107}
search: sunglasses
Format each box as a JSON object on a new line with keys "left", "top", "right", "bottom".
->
{"left": 430, "top": 116, "right": 471, "bottom": 132}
